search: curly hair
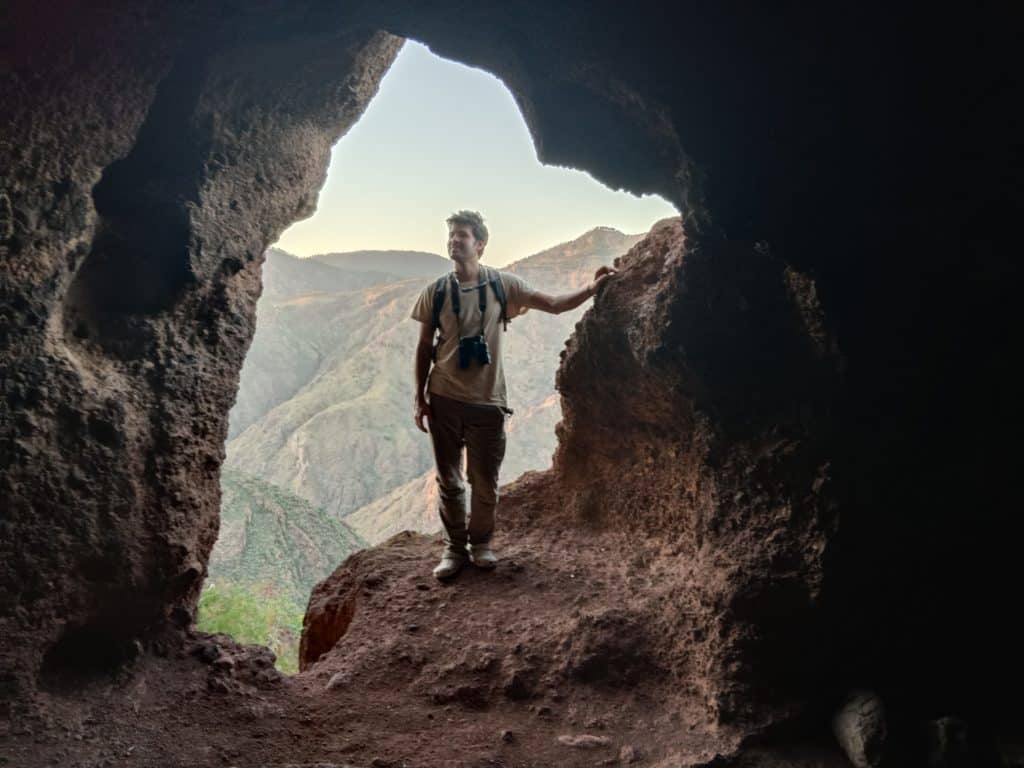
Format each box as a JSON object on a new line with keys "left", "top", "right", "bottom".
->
{"left": 446, "top": 210, "right": 489, "bottom": 244}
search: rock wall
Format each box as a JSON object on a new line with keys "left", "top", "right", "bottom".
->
{"left": 2, "top": 0, "right": 1020, "bottom": 736}
{"left": 547, "top": 218, "right": 839, "bottom": 723}
{"left": 1, "top": 4, "right": 402, "bottom": 700}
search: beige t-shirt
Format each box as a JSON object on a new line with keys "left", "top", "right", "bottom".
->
{"left": 410, "top": 267, "right": 536, "bottom": 409}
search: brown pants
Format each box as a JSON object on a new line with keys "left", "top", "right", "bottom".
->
{"left": 427, "top": 393, "right": 507, "bottom": 550}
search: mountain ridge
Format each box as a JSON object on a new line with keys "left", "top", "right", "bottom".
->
{"left": 312, "top": 249, "right": 450, "bottom": 279}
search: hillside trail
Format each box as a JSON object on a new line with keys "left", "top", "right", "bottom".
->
{"left": 6, "top": 478, "right": 773, "bottom": 768}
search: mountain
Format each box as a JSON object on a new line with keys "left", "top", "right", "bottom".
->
{"left": 343, "top": 470, "right": 437, "bottom": 545}
{"left": 260, "top": 248, "right": 395, "bottom": 301}
{"left": 225, "top": 277, "right": 436, "bottom": 514}
{"left": 230, "top": 248, "right": 410, "bottom": 437}
{"left": 312, "top": 249, "right": 450, "bottom": 279}
{"left": 209, "top": 468, "right": 368, "bottom": 606}
{"left": 224, "top": 226, "right": 646, "bottom": 542}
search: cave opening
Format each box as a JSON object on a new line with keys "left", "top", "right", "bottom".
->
{"left": 199, "top": 37, "right": 678, "bottom": 675}
{"left": 5, "top": 3, "right": 1020, "bottom": 765}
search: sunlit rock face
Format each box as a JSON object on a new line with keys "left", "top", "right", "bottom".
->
{"left": 2, "top": 0, "right": 1018, "bottom": 739}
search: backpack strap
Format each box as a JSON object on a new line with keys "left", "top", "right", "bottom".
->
{"left": 448, "top": 272, "right": 461, "bottom": 320}
{"left": 430, "top": 273, "right": 450, "bottom": 362}
{"left": 486, "top": 266, "right": 510, "bottom": 331}
{"left": 431, "top": 273, "right": 449, "bottom": 333}
{"left": 476, "top": 272, "right": 487, "bottom": 336}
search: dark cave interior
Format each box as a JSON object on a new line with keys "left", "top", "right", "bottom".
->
{"left": 1, "top": 2, "right": 1021, "bottom": 765}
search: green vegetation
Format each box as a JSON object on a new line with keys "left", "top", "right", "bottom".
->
{"left": 205, "top": 469, "right": 368, "bottom": 673}
{"left": 197, "top": 581, "right": 304, "bottom": 674}
{"left": 212, "top": 468, "right": 367, "bottom": 605}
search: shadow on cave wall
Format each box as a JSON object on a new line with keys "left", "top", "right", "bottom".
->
{"left": 63, "top": 51, "right": 210, "bottom": 360}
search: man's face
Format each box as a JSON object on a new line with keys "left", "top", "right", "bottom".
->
{"left": 447, "top": 224, "right": 485, "bottom": 262}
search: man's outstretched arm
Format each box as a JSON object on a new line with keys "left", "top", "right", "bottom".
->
{"left": 522, "top": 265, "right": 617, "bottom": 315}
{"left": 413, "top": 321, "right": 434, "bottom": 432}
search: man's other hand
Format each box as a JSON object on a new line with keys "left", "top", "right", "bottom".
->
{"left": 589, "top": 265, "right": 618, "bottom": 295}
{"left": 414, "top": 397, "right": 432, "bottom": 433}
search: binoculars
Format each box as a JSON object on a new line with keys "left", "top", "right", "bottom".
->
{"left": 457, "top": 334, "right": 491, "bottom": 369}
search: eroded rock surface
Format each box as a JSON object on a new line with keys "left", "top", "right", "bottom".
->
{"left": 1, "top": 1, "right": 1020, "bottom": 766}
{"left": 1, "top": 9, "right": 403, "bottom": 702}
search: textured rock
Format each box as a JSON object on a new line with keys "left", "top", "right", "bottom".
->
{"left": 545, "top": 218, "right": 839, "bottom": 722}
{"left": 832, "top": 690, "right": 887, "bottom": 768}
{"left": 299, "top": 551, "right": 367, "bottom": 670}
{"left": 1, "top": 2, "right": 1020, "bottom": 762}
{"left": 1, "top": 8, "right": 402, "bottom": 700}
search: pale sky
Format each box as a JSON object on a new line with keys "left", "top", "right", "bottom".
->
{"left": 273, "top": 41, "right": 678, "bottom": 268}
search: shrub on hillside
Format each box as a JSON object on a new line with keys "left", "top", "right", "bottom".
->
{"left": 197, "top": 581, "right": 304, "bottom": 674}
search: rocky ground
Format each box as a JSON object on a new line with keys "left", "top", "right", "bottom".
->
{"left": 0, "top": 473, "right": 853, "bottom": 768}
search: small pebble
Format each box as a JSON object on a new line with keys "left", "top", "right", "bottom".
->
{"left": 557, "top": 734, "right": 612, "bottom": 749}
{"left": 326, "top": 672, "right": 348, "bottom": 691}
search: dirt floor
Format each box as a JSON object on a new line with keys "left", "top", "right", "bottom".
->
{"left": 1, "top": 481, "right": 852, "bottom": 768}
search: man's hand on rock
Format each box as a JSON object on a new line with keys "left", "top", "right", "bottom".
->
{"left": 414, "top": 397, "right": 432, "bottom": 433}
{"left": 588, "top": 265, "right": 617, "bottom": 295}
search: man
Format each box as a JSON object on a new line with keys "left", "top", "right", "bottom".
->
{"left": 410, "top": 210, "right": 616, "bottom": 580}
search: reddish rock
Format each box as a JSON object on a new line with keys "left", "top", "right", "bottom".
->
{"left": 1, "top": 2, "right": 1019, "bottom": 766}
{"left": 0, "top": 12, "right": 402, "bottom": 702}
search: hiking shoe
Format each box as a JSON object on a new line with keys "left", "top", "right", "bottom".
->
{"left": 433, "top": 549, "right": 467, "bottom": 581}
{"left": 468, "top": 544, "right": 498, "bottom": 569}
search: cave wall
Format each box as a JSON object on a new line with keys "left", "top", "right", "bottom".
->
{"left": 2, "top": 0, "right": 1020, "bottom": 726}
{"left": 546, "top": 218, "right": 840, "bottom": 724}
{"left": 1, "top": 4, "right": 402, "bottom": 698}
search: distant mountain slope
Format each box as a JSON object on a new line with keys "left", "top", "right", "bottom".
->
{"left": 229, "top": 248, "right": 408, "bottom": 437}
{"left": 343, "top": 470, "right": 437, "bottom": 545}
{"left": 261, "top": 248, "right": 395, "bottom": 301}
{"left": 313, "top": 249, "right": 450, "bottom": 279}
{"left": 505, "top": 226, "right": 646, "bottom": 285}
{"left": 209, "top": 468, "right": 367, "bottom": 606}
{"left": 226, "top": 277, "right": 433, "bottom": 514}
{"left": 226, "top": 226, "right": 650, "bottom": 536}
